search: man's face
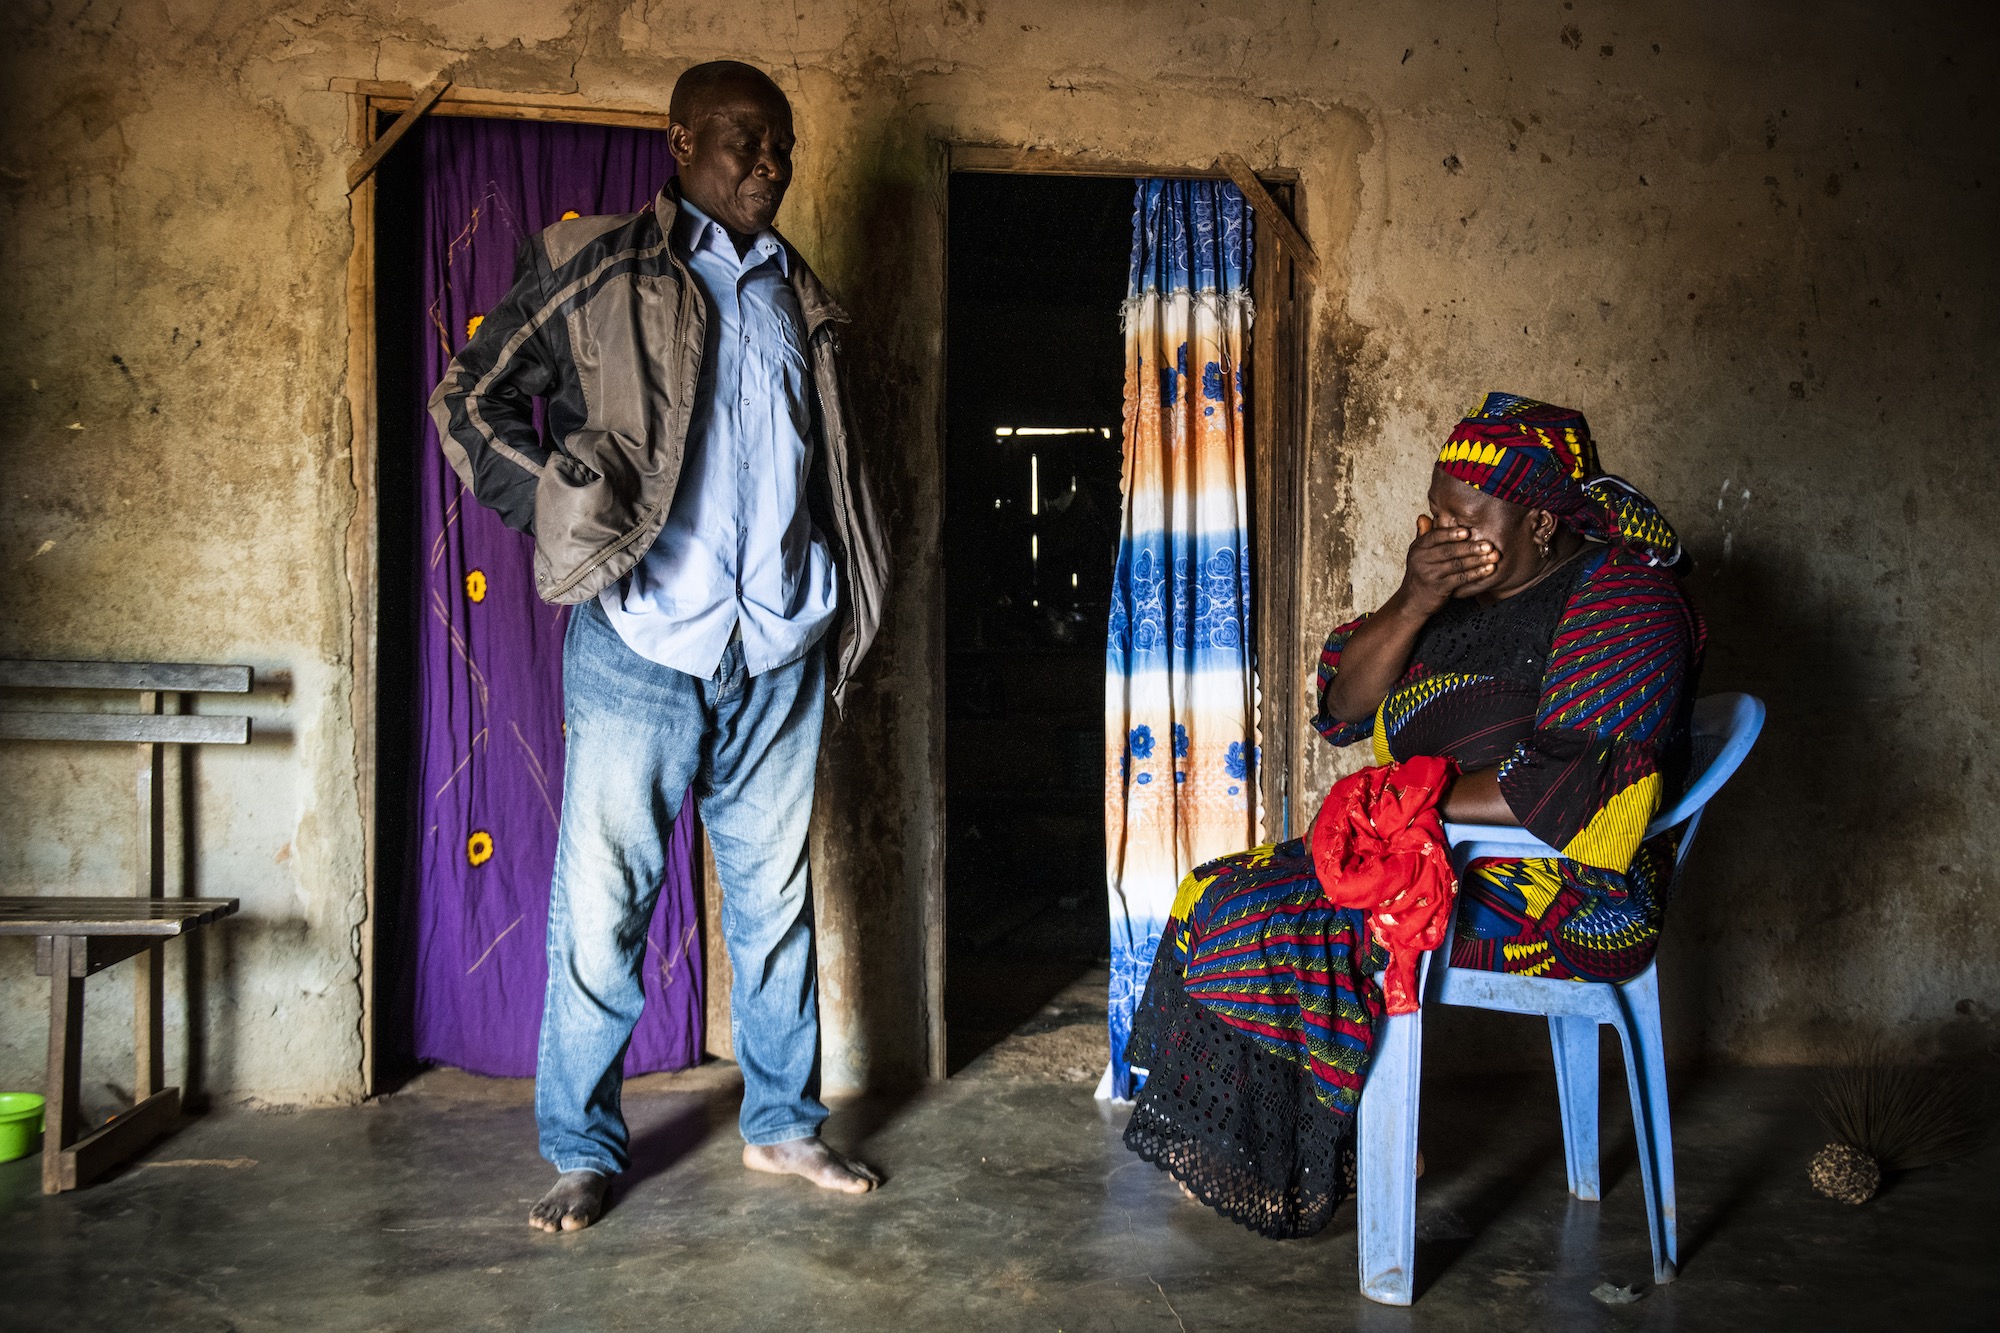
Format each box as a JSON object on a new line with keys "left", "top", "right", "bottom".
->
{"left": 670, "top": 88, "right": 795, "bottom": 238}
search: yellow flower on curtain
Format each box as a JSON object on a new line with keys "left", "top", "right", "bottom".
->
{"left": 465, "top": 569, "right": 487, "bottom": 603}
{"left": 465, "top": 313, "right": 485, "bottom": 343}
{"left": 466, "top": 830, "right": 494, "bottom": 866}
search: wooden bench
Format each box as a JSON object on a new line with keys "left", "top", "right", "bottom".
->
{"left": 0, "top": 660, "right": 250, "bottom": 1193}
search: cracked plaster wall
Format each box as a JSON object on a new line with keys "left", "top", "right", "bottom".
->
{"left": 0, "top": 0, "right": 1991, "bottom": 1105}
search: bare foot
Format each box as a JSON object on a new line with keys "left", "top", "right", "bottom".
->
{"left": 529, "top": 1170, "right": 609, "bottom": 1232}
{"left": 742, "top": 1136, "right": 882, "bottom": 1194}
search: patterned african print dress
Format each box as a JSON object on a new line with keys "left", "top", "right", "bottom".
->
{"left": 1122, "top": 542, "right": 1704, "bottom": 1238}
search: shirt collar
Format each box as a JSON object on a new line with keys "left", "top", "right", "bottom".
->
{"left": 674, "top": 193, "right": 789, "bottom": 276}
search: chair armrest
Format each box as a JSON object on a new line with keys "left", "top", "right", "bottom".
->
{"left": 1441, "top": 821, "right": 1563, "bottom": 863}
{"left": 1444, "top": 693, "right": 1765, "bottom": 870}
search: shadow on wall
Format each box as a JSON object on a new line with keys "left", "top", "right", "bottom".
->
{"left": 800, "top": 124, "right": 936, "bottom": 1095}
{"left": 1426, "top": 537, "right": 1963, "bottom": 1075}
{"left": 198, "top": 914, "right": 311, "bottom": 1100}
{"left": 1664, "top": 541, "right": 1973, "bottom": 1065}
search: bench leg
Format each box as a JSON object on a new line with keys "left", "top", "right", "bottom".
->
{"left": 43, "top": 935, "right": 83, "bottom": 1195}
{"left": 135, "top": 716, "right": 167, "bottom": 1100}
{"left": 59, "top": 1088, "right": 180, "bottom": 1191}
{"left": 135, "top": 943, "right": 165, "bottom": 1098}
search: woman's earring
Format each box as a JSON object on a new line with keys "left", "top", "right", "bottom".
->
{"left": 1536, "top": 534, "right": 1550, "bottom": 560}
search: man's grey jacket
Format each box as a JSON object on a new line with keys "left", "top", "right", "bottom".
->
{"left": 429, "top": 181, "right": 889, "bottom": 705}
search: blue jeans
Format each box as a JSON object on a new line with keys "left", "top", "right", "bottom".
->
{"left": 536, "top": 599, "right": 829, "bottom": 1175}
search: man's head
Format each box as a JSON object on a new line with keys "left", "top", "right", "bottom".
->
{"left": 668, "top": 61, "right": 794, "bottom": 240}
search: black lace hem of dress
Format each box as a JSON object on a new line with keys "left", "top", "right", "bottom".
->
{"left": 1122, "top": 933, "right": 1357, "bottom": 1240}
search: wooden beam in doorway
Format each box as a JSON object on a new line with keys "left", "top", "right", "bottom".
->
{"left": 951, "top": 143, "right": 1299, "bottom": 185}
{"left": 346, "top": 78, "right": 451, "bottom": 193}
{"left": 344, "top": 86, "right": 381, "bottom": 1094}
{"left": 1215, "top": 154, "right": 1319, "bottom": 286}
{"left": 334, "top": 79, "right": 676, "bottom": 131}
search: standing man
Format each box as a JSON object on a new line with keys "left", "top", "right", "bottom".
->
{"left": 431, "top": 61, "right": 890, "bottom": 1232}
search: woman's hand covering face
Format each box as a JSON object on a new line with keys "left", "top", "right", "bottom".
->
{"left": 1401, "top": 511, "right": 1498, "bottom": 614}
{"left": 1409, "top": 467, "right": 1569, "bottom": 608}
{"left": 1321, "top": 467, "right": 1560, "bottom": 726}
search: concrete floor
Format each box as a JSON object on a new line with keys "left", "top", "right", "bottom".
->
{"left": 4, "top": 995, "right": 1995, "bottom": 1331}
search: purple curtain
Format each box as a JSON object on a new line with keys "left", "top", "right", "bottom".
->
{"left": 411, "top": 116, "right": 702, "bottom": 1077}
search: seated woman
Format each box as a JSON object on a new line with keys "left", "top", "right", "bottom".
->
{"left": 1122, "top": 392, "right": 1704, "bottom": 1239}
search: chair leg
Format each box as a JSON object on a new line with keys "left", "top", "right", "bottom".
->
{"left": 1613, "top": 966, "right": 1678, "bottom": 1283}
{"left": 1548, "top": 1014, "right": 1601, "bottom": 1201}
{"left": 1358, "top": 1005, "right": 1423, "bottom": 1306}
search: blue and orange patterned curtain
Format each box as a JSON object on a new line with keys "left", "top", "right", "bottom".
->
{"left": 1103, "top": 181, "right": 1260, "bottom": 1098}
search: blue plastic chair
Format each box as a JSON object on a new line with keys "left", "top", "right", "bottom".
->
{"left": 1355, "top": 693, "right": 1766, "bottom": 1306}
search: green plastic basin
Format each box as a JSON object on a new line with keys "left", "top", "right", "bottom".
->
{"left": 0, "top": 1092, "right": 45, "bottom": 1163}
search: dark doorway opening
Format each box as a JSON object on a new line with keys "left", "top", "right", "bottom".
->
{"left": 944, "top": 173, "right": 1133, "bottom": 1074}
{"left": 371, "top": 109, "right": 426, "bottom": 1088}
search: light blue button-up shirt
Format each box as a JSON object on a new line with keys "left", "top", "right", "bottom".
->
{"left": 599, "top": 197, "right": 838, "bottom": 679}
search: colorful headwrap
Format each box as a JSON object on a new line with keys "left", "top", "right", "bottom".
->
{"left": 1438, "top": 391, "right": 1684, "bottom": 568}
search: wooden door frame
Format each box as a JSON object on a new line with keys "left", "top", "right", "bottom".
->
{"left": 340, "top": 80, "right": 682, "bottom": 1097}
{"left": 936, "top": 144, "right": 1314, "bottom": 1077}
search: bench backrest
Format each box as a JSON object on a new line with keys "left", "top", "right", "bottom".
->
{"left": 0, "top": 660, "right": 254, "bottom": 746}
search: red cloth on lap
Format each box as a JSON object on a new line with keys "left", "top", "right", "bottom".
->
{"left": 1309, "top": 756, "right": 1458, "bottom": 1015}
